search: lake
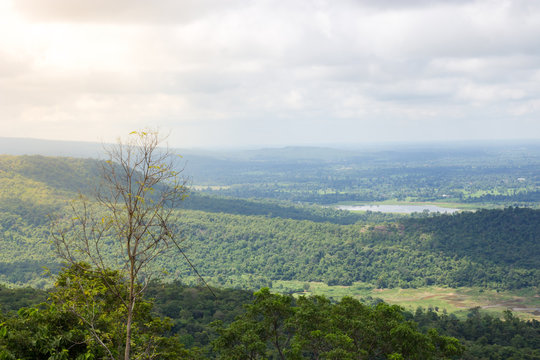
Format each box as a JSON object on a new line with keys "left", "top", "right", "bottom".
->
{"left": 336, "top": 204, "right": 460, "bottom": 214}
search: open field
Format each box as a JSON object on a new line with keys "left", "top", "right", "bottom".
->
{"left": 369, "top": 287, "right": 540, "bottom": 320}
{"left": 272, "top": 281, "right": 540, "bottom": 320}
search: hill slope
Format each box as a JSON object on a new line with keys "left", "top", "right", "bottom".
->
{"left": 0, "top": 155, "right": 538, "bottom": 291}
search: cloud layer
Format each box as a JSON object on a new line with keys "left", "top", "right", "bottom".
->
{"left": 1, "top": 0, "right": 540, "bottom": 147}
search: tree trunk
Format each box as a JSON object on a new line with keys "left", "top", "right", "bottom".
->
{"left": 124, "top": 302, "right": 133, "bottom": 360}
{"left": 124, "top": 261, "right": 135, "bottom": 360}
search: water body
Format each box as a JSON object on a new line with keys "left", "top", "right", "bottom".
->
{"left": 336, "top": 204, "right": 460, "bottom": 214}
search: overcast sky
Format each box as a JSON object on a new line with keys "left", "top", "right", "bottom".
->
{"left": 1, "top": 0, "right": 539, "bottom": 148}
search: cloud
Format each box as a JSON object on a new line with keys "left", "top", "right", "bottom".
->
{"left": 14, "top": 0, "right": 245, "bottom": 24}
{"left": 355, "top": 0, "right": 472, "bottom": 9}
{"left": 1, "top": 0, "right": 540, "bottom": 147}
{"left": 0, "top": 51, "right": 32, "bottom": 78}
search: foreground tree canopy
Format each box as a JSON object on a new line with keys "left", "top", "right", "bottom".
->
{"left": 0, "top": 264, "right": 197, "bottom": 360}
{"left": 0, "top": 271, "right": 462, "bottom": 360}
{"left": 212, "top": 288, "right": 463, "bottom": 360}
{"left": 4, "top": 266, "right": 540, "bottom": 359}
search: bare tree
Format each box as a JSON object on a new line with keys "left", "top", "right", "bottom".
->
{"left": 52, "top": 130, "right": 188, "bottom": 359}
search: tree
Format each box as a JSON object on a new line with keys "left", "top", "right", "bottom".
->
{"left": 0, "top": 264, "right": 199, "bottom": 360}
{"left": 213, "top": 291, "right": 463, "bottom": 359}
{"left": 212, "top": 288, "right": 294, "bottom": 360}
{"left": 51, "top": 130, "right": 188, "bottom": 360}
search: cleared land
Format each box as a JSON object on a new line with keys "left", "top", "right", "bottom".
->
{"left": 273, "top": 281, "right": 540, "bottom": 320}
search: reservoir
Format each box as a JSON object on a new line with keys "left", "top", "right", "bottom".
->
{"left": 336, "top": 204, "right": 460, "bottom": 214}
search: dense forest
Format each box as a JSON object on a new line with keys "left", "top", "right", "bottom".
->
{"left": 173, "top": 207, "right": 540, "bottom": 289}
{"left": 2, "top": 201, "right": 539, "bottom": 290}
{"left": 2, "top": 280, "right": 539, "bottom": 359}
{"left": 1, "top": 154, "right": 539, "bottom": 290}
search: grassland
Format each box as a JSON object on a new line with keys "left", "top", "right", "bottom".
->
{"left": 272, "top": 281, "right": 540, "bottom": 320}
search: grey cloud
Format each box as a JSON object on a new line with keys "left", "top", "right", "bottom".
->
{"left": 353, "top": 0, "right": 473, "bottom": 10}
{"left": 428, "top": 56, "right": 540, "bottom": 83}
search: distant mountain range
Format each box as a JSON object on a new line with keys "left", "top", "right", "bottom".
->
{"left": 2, "top": 136, "right": 540, "bottom": 160}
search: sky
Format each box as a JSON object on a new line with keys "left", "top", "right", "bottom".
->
{"left": 1, "top": 0, "right": 539, "bottom": 148}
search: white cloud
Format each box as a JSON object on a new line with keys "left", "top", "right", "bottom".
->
{"left": 14, "top": 0, "right": 245, "bottom": 24}
{"left": 0, "top": 0, "right": 539, "bottom": 147}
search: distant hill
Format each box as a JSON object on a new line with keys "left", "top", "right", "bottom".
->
{"left": 0, "top": 154, "right": 386, "bottom": 225}
{"left": 3, "top": 137, "right": 540, "bottom": 206}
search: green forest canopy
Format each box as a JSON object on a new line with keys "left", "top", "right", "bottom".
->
{"left": 0, "top": 154, "right": 538, "bottom": 291}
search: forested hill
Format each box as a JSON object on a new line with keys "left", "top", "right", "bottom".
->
{"left": 169, "top": 208, "right": 540, "bottom": 290}
{"left": 0, "top": 155, "right": 539, "bottom": 291}
{"left": 404, "top": 207, "right": 540, "bottom": 270}
{"left": 0, "top": 155, "right": 101, "bottom": 225}
{"left": 0, "top": 155, "right": 101, "bottom": 194}
{"left": 0, "top": 154, "right": 395, "bottom": 225}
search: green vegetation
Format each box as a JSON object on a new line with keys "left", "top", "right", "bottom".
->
{"left": 212, "top": 288, "right": 462, "bottom": 359}
{"left": 3, "top": 205, "right": 539, "bottom": 291}
{"left": 3, "top": 142, "right": 540, "bottom": 208}
{"left": 50, "top": 130, "right": 194, "bottom": 360}
{"left": 0, "top": 285, "right": 47, "bottom": 313}
{"left": 1, "top": 156, "right": 539, "bottom": 292}
{"left": 1, "top": 149, "right": 540, "bottom": 358}
{"left": 272, "top": 283, "right": 540, "bottom": 321}
{"left": 0, "top": 265, "right": 198, "bottom": 359}
{"left": 145, "top": 281, "right": 254, "bottom": 350}
{"left": 411, "top": 307, "right": 540, "bottom": 359}
{"left": 180, "top": 193, "right": 403, "bottom": 225}
{"left": 172, "top": 207, "right": 540, "bottom": 290}
{"left": 2, "top": 280, "right": 540, "bottom": 359}
{"left": 183, "top": 143, "right": 540, "bottom": 207}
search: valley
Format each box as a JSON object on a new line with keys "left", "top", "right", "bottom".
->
{"left": 1, "top": 140, "right": 539, "bottom": 358}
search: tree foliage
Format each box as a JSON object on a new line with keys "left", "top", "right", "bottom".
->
{"left": 2, "top": 281, "right": 539, "bottom": 359}
{"left": 212, "top": 288, "right": 463, "bottom": 359}
{"left": 411, "top": 307, "right": 540, "bottom": 359}
{"left": 0, "top": 264, "right": 198, "bottom": 360}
